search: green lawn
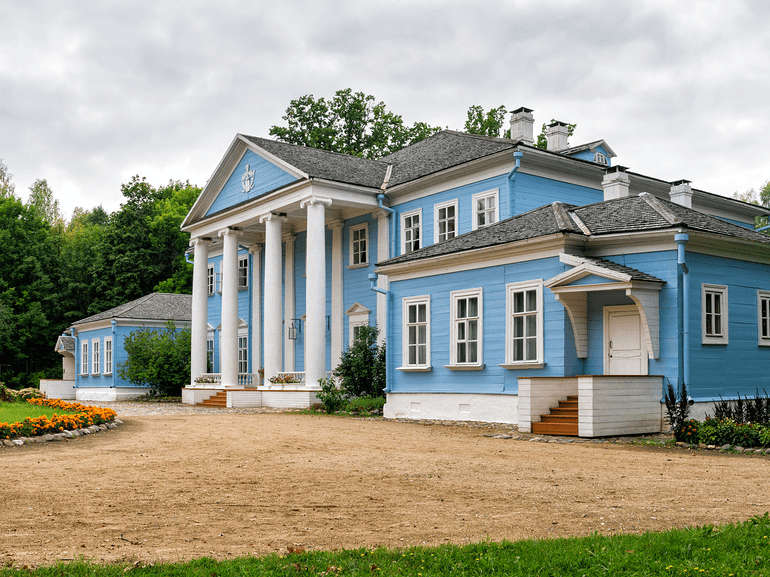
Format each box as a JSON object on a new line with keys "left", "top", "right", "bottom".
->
{"left": 0, "top": 401, "right": 79, "bottom": 424}
{"left": 1, "top": 515, "right": 768, "bottom": 576}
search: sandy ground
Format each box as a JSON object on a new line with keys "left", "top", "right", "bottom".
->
{"left": 1, "top": 412, "right": 769, "bottom": 567}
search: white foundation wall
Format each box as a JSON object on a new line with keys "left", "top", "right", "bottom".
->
{"left": 384, "top": 393, "right": 519, "bottom": 424}
{"left": 40, "top": 379, "right": 77, "bottom": 400}
{"left": 518, "top": 377, "right": 579, "bottom": 433}
{"left": 182, "top": 388, "right": 218, "bottom": 405}
{"left": 578, "top": 376, "right": 663, "bottom": 437}
{"left": 260, "top": 390, "right": 319, "bottom": 408}
{"left": 75, "top": 387, "right": 151, "bottom": 402}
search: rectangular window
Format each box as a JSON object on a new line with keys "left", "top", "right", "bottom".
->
{"left": 402, "top": 295, "right": 430, "bottom": 368}
{"left": 81, "top": 341, "right": 89, "bottom": 375}
{"left": 401, "top": 209, "right": 422, "bottom": 254}
{"left": 92, "top": 339, "right": 100, "bottom": 374}
{"left": 434, "top": 200, "right": 458, "bottom": 243}
{"left": 238, "top": 336, "right": 248, "bottom": 374}
{"left": 207, "top": 265, "right": 215, "bottom": 295}
{"left": 104, "top": 337, "right": 113, "bottom": 374}
{"left": 450, "top": 288, "right": 483, "bottom": 366}
{"left": 759, "top": 291, "right": 770, "bottom": 346}
{"left": 472, "top": 189, "right": 499, "bottom": 230}
{"left": 238, "top": 256, "right": 249, "bottom": 289}
{"left": 505, "top": 280, "right": 544, "bottom": 365}
{"left": 207, "top": 338, "right": 214, "bottom": 371}
{"left": 350, "top": 223, "right": 368, "bottom": 266}
{"left": 702, "top": 284, "right": 728, "bottom": 344}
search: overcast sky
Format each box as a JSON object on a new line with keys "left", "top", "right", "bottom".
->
{"left": 2, "top": 0, "right": 769, "bottom": 219}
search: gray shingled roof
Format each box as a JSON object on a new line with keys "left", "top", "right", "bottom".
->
{"left": 378, "top": 193, "right": 770, "bottom": 267}
{"left": 55, "top": 335, "right": 76, "bottom": 351}
{"left": 242, "top": 135, "right": 388, "bottom": 189}
{"left": 578, "top": 257, "right": 665, "bottom": 283}
{"left": 71, "top": 293, "right": 192, "bottom": 326}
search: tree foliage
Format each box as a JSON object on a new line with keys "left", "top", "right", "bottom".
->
{"left": 0, "top": 158, "right": 15, "bottom": 200}
{"left": 26, "top": 178, "right": 63, "bottom": 228}
{"left": 118, "top": 322, "right": 191, "bottom": 397}
{"left": 334, "top": 325, "right": 386, "bottom": 398}
{"left": 269, "top": 88, "right": 442, "bottom": 159}
{"left": 464, "top": 105, "right": 510, "bottom": 138}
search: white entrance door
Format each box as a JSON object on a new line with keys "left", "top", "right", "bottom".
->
{"left": 604, "top": 305, "right": 647, "bottom": 375}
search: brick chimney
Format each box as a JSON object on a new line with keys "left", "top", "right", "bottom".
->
{"left": 670, "top": 180, "right": 693, "bottom": 208}
{"left": 602, "top": 166, "right": 630, "bottom": 200}
{"left": 546, "top": 121, "right": 569, "bottom": 152}
{"left": 509, "top": 107, "right": 535, "bottom": 145}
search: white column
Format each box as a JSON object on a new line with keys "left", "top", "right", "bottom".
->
{"left": 190, "top": 237, "right": 211, "bottom": 385}
{"left": 329, "top": 220, "right": 344, "bottom": 369}
{"left": 283, "top": 232, "right": 296, "bottom": 372}
{"left": 260, "top": 213, "right": 284, "bottom": 383}
{"left": 249, "top": 242, "right": 262, "bottom": 384}
{"left": 219, "top": 227, "right": 241, "bottom": 388}
{"left": 375, "top": 209, "right": 390, "bottom": 346}
{"left": 301, "top": 196, "right": 332, "bottom": 388}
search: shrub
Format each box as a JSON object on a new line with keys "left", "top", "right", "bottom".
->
{"left": 334, "top": 325, "right": 386, "bottom": 399}
{"left": 664, "top": 381, "right": 690, "bottom": 437}
{"left": 345, "top": 395, "right": 385, "bottom": 415}
{"left": 118, "top": 321, "right": 191, "bottom": 397}
{"left": 677, "top": 419, "right": 699, "bottom": 443}
{"left": 315, "top": 376, "right": 347, "bottom": 414}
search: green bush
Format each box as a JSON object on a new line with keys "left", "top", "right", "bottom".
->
{"left": 345, "top": 395, "right": 385, "bottom": 415}
{"left": 664, "top": 381, "right": 690, "bottom": 437}
{"left": 334, "top": 325, "right": 386, "bottom": 399}
{"left": 315, "top": 376, "right": 347, "bottom": 414}
{"left": 676, "top": 419, "right": 699, "bottom": 443}
{"left": 118, "top": 321, "right": 191, "bottom": 397}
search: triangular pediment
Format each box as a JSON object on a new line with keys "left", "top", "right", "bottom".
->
{"left": 182, "top": 135, "right": 306, "bottom": 228}
{"left": 345, "top": 302, "right": 371, "bottom": 316}
{"left": 546, "top": 261, "right": 630, "bottom": 289}
{"left": 214, "top": 318, "right": 248, "bottom": 331}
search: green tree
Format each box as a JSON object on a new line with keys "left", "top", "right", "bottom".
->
{"left": 464, "top": 104, "right": 510, "bottom": 138}
{"left": 732, "top": 180, "right": 770, "bottom": 230}
{"left": 118, "top": 322, "right": 191, "bottom": 396}
{"left": 0, "top": 158, "right": 15, "bottom": 200}
{"left": 26, "top": 178, "right": 63, "bottom": 228}
{"left": 535, "top": 120, "right": 577, "bottom": 149}
{"left": 269, "top": 88, "right": 442, "bottom": 159}
{"left": 334, "top": 325, "right": 386, "bottom": 398}
{"left": 0, "top": 196, "right": 63, "bottom": 387}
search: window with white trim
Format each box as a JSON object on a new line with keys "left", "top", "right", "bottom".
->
{"left": 434, "top": 200, "right": 458, "bottom": 243}
{"left": 702, "top": 284, "right": 728, "bottom": 344}
{"left": 401, "top": 209, "right": 421, "bottom": 254}
{"left": 350, "top": 223, "right": 368, "bottom": 266}
{"left": 402, "top": 295, "right": 430, "bottom": 368}
{"left": 450, "top": 288, "right": 483, "bottom": 366}
{"left": 505, "top": 280, "right": 544, "bottom": 365}
{"left": 238, "top": 336, "right": 248, "bottom": 374}
{"left": 759, "top": 291, "right": 770, "bottom": 346}
{"left": 81, "top": 341, "right": 89, "bottom": 375}
{"left": 472, "top": 189, "right": 498, "bottom": 230}
{"left": 92, "top": 339, "right": 100, "bottom": 374}
{"left": 206, "top": 338, "right": 214, "bottom": 371}
{"left": 104, "top": 337, "right": 113, "bottom": 374}
{"left": 207, "top": 264, "right": 215, "bottom": 295}
{"left": 238, "top": 256, "right": 249, "bottom": 289}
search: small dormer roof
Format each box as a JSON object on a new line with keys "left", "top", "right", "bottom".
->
{"left": 560, "top": 139, "right": 617, "bottom": 159}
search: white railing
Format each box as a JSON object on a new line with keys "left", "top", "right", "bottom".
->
{"left": 268, "top": 371, "right": 337, "bottom": 387}
{"left": 237, "top": 373, "right": 261, "bottom": 387}
{"left": 194, "top": 373, "right": 221, "bottom": 385}
{"left": 193, "top": 373, "right": 261, "bottom": 387}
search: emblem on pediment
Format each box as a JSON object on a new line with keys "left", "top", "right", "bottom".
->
{"left": 241, "top": 164, "right": 255, "bottom": 193}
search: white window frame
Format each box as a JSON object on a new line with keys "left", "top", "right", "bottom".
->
{"left": 238, "top": 335, "right": 248, "bottom": 374}
{"left": 759, "top": 290, "right": 770, "bottom": 346}
{"left": 434, "top": 199, "right": 458, "bottom": 243}
{"left": 81, "top": 341, "right": 89, "bottom": 375}
{"left": 206, "top": 338, "right": 214, "bottom": 371}
{"left": 702, "top": 284, "right": 728, "bottom": 345}
{"left": 349, "top": 222, "right": 369, "bottom": 267}
{"left": 448, "top": 288, "right": 483, "bottom": 369}
{"left": 503, "top": 280, "right": 544, "bottom": 368}
{"left": 472, "top": 189, "right": 499, "bottom": 230}
{"left": 207, "top": 264, "right": 215, "bottom": 296}
{"left": 238, "top": 256, "right": 249, "bottom": 290}
{"left": 103, "top": 337, "right": 113, "bottom": 374}
{"left": 400, "top": 295, "right": 431, "bottom": 370}
{"left": 92, "top": 338, "right": 100, "bottom": 375}
{"left": 216, "top": 261, "right": 223, "bottom": 294}
{"left": 401, "top": 208, "right": 422, "bottom": 254}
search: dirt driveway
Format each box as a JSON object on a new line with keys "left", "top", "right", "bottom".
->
{"left": 2, "top": 410, "right": 769, "bottom": 567}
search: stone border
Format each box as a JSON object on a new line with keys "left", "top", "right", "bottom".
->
{"left": 0, "top": 419, "right": 123, "bottom": 448}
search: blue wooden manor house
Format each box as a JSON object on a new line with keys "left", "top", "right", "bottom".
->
{"left": 179, "top": 107, "right": 770, "bottom": 436}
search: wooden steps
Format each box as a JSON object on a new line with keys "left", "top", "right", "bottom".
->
{"left": 200, "top": 391, "right": 228, "bottom": 407}
{"left": 531, "top": 396, "right": 578, "bottom": 436}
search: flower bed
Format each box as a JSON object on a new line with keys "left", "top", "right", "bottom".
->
{"left": 0, "top": 398, "right": 117, "bottom": 439}
{"left": 676, "top": 417, "right": 770, "bottom": 448}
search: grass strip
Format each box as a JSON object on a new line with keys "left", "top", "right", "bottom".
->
{"left": 0, "top": 399, "right": 117, "bottom": 438}
{"left": 0, "top": 402, "right": 79, "bottom": 423}
{"left": 2, "top": 514, "right": 768, "bottom": 576}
